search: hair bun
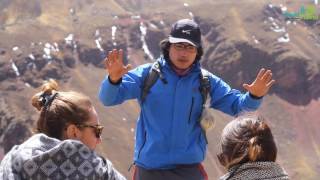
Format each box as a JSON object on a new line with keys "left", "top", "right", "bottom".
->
{"left": 31, "top": 79, "right": 59, "bottom": 111}
{"left": 248, "top": 136, "right": 262, "bottom": 161}
{"left": 41, "top": 79, "right": 59, "bottom": 93}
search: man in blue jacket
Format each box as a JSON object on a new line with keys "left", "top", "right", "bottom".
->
{"left": 99, "top": 19, "right": 275, "bottom": 180}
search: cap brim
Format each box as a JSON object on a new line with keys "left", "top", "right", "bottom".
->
{"left": 169, "top": 36, "right": 197, "bottom": 47}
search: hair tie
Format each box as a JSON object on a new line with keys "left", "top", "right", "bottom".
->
{"left": 39, "top": 92, "right": 59, "bottom": 108}
{"left": 249, "top": 136, "right": 257, "bottom": 145}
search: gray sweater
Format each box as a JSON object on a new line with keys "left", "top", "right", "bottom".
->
{"left": 219, "top": 162, "right": 289, "bottom": 180}
{"left": 0, "top": 133, "right": 126, "bottom": 180}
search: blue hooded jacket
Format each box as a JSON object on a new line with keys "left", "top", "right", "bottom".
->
{"left": 99, "top": 57, "right": 261, "bottom": 169}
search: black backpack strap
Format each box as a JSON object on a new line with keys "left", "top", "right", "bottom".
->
{"left": 141, "top": 61, "right": 167, "bottom": 103}
{"left": 199, "top": 69, "right": 211, "bottom": 107}
{"left": 199, "top": 68, "right": 211, "bottom": 144}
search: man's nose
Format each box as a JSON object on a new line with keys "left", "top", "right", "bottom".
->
{"left": 179, "top": 50, "right": 189, "bottom": 56}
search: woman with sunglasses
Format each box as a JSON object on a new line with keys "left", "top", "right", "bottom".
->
{"left": 0, "top": 79, "right": 126, "bottom": 180}
{"left": 217, "top": 114, "right": 289, "bottom": 180}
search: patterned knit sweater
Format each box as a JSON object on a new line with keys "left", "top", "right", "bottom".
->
{"left": 219, "top": 162, "right": 289, "bottom": 180}
{"left": 0, "top": 133, "right": 126, "bottom": 180}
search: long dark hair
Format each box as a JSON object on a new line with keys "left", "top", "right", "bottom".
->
{"left": 159, "top": 39, "right": 203, "bottom": 63}
{"left": 217, "top": 114, "right": 277, "bottom": 169}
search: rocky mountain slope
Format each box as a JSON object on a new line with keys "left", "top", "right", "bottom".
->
{"left": 0, "top": 0, "right": 319, "bottom": 179}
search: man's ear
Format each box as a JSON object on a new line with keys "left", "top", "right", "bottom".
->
{"left": 65, "top": 124, "right": 81, "bottom": 139}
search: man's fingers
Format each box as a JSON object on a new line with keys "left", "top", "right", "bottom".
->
{"left": 242, "top": 83, "right": 250, "bottom": 91}
{"left": 112, "top": 49, "right": 125, "bottom": 66}
{"left": 266, "top": 80, "right": 275, "bottom": 88}
{"left": 115, "top": 49, "right": 119, "bottom": 63}
{"left": 105, "top": 51, "right": 112, "bottom": 68}
{"left": 112, "top": 49, "right": 117, "bottom": 64}
{"left": 125, "top": 64, "right": 132, "bottom": 71}
{"left": 119, "top": 64, "right": 132, "bottom": 76}
{"left": 264, "top": 72, "right": 272, "bottom": 83}
{"left": 107, "top": 51, "right": 113, "bottom": 65}
{"left": 105, "top": 49, "right": 129, "bottom": 76}
{"left": 119, "top": 49, "right": 124, "bottom": 64}
{"left": 104, "top": 58, "right": 108, "bottom": 69}
{"left": 256, "top": 68, "right": 266, "bottom": 80}
{"left": 261, "top": 70, "right": 272, "bottom": 81}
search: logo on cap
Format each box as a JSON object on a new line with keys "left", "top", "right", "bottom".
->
{"left": 182, "top": 29, "right": 191, "bottom": 35}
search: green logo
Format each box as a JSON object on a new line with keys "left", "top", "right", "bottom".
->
{"left": 283, "top": 5, "right": 319, "bottom": 20}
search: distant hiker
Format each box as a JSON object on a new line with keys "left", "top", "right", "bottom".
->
{"left": 99, "top": 19, "right": 275, "bottom": 180}
{"left": 0, "top": 79, "right": 126, "bottom": 180}
{"left": 218, "top": 114, "right": 289, "bottom": 180}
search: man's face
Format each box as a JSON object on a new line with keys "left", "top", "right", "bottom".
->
{"left": 169, "top": 42, "right": 197, "bottom": 70}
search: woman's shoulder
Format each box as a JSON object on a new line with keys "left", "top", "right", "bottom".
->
{"left": 220, "top": 162, "right": 289, "bottom": 180}
{"left": 1, "top": 133, "right": 93, "bottom": 169}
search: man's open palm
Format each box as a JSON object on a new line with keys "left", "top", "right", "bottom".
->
{"left": 104, "top": 49, "right": 132, "bottom": 83}
{"left": 243, "top": 68, "right": 275, "bottom": 97}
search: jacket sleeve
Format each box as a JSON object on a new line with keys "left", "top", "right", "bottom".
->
{"left": 98, "top": 64, "right": 149, "bottom": 106}
{"left": 209, "top": 75, "right": 262, "bottom": 116}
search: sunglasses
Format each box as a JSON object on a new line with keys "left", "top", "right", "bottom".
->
{"left": 76, "top": 124, "right": 104, "bottom": 138}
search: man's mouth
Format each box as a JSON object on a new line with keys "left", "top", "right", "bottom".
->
{"left": 177, "top": 59, "right": 188, "bottom": 62}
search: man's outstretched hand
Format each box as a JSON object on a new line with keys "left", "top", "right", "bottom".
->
{"left": 243, "top": 68, "right": 275, "bottom": 98}
{"left": 104, "top": 49, "right": 132, "bottom": 83}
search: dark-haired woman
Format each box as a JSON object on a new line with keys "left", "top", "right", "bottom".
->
{"left": 0, "top": 79, "right": 126, "bottom": 180}
{"left": 218, "top": 114, "right": 289, "bottom": 180}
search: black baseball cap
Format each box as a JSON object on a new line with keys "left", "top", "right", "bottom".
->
{"left": 169, "top": 19, "right": 202, "bottom": 47}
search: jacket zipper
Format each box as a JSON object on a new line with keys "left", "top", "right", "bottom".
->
{"left": 137, "top": 131, "right": 147, "bottom": 159}
{"left": 188, "top": 97, "right": 194, "bottom": 124}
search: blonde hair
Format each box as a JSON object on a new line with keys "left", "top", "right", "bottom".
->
{"left": 31, "top": 79, "right": 92, "bottom": 140}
